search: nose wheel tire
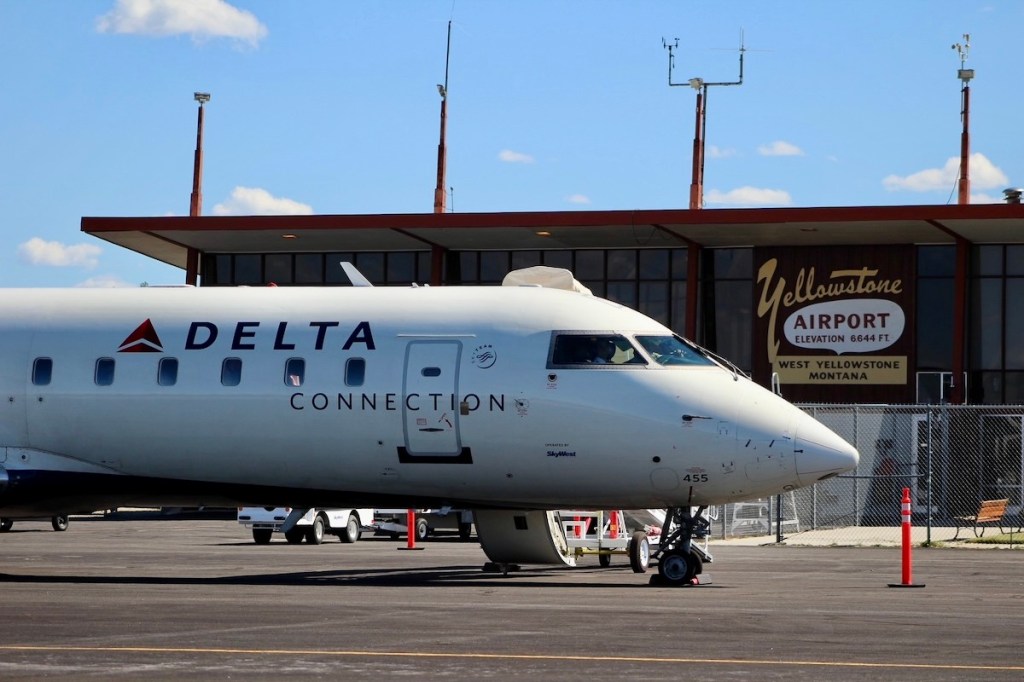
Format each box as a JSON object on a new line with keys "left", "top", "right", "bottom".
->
{"left": 657, "top": 548, "right": 701, "bottom": 586}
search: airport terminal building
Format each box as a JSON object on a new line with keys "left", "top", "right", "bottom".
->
{"left": 83, "top": 201, "right": 1024, "bottom": 407}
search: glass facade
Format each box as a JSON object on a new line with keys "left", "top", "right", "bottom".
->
{"left": 916, "top": 245, "right": 955, "bottom": 373}
{"left": 202, "top": 252, "right": 432, "bottom": 287}
{"left": 206, "top": 249, "right": 693, "bottom": 336}
{"left": 969, "top": 245, "right": 1024, "bottom": 404}
{"left": 700, "top": 248, "right": 753, "bottom": 372}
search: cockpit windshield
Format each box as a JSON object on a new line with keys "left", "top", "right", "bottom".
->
{"left": 550, "top": 334, "right": 647, "bottom": 367}
{"left": 635, "top": 335, "right": 716, "bottom": 367}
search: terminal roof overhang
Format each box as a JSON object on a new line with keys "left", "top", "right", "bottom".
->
{"left": 82, "top": 203, "right": 1024, "bottom": 271}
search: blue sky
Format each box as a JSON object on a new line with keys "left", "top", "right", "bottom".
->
{"left": 1, "top": 1, "right": 1021, "bottom": 287}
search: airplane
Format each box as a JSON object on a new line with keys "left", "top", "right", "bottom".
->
{"left": 0, "top": 265, "right": 858, "bottom": 586}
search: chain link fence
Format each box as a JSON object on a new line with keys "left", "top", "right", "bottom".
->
{"left": 711, "top": 405, "right": 1024, "bottom": 545}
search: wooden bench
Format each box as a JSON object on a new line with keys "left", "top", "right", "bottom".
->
{"left": 953, "top": 498, "right": 1009, "bottom": 540}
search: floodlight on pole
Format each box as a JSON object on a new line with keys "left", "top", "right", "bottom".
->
{"left": 433, "top": 21, "right": 452, "bottom": 215}
{"left": 189, "top": 92, "right": 210, "bottom": 219}
{"left": 187, "top": 91, "right": 211, "bottom": 286}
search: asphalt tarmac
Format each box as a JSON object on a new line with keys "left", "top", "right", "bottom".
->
{"left": 2, "top": 515, "right": 1023, "bottom": 681}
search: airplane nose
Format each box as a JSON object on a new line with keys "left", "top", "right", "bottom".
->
{"left": 793, "top": 413, "right": 859, "bottom": 487}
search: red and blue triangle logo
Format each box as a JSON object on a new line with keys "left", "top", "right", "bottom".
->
{"left": 118, "top": 319, "right": 164, "bottom": 353}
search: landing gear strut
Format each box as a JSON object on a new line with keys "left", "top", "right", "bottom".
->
{"left": 649, "top": 506, "right": 712, "bottom": 586}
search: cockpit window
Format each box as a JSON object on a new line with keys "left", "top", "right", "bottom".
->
{"left": 635, "top": 335, "right": 716, "bottom": 367}
{"left": 549, "top": 334, "right": 646, "bottom": 367}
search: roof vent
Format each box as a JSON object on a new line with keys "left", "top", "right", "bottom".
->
{"left": 1003, "top": 188, "right": 1023, "bottom": 204}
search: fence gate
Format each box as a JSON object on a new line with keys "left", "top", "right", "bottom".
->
{"left": 910, "top": 414, "right": 939, "bottom": 515}
{"left": 980, "top": 415, "right": 1023, "bottom": 515}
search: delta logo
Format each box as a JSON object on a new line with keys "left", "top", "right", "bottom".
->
{"left": 117, "top": 319, "right": 376, "bottom": 353}
{"left": 118, "top": 319, "right": 164, "bottom": 353}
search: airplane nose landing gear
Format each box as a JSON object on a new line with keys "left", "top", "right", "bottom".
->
{"left": 647, "top": 505, "right": 712, "bottom": 587}
{"left": 658, "top": 547, "right": 700, "bottom": 583}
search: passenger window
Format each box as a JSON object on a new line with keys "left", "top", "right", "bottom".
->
{"left": 221, "top": 358, "right": 242, "bottom": 386}
{"left": 158, "top": 358, "right": 179, "bottom": 386}
{"left": 285, "top": 358, "right": 305, "bottom": 387}
{"left": 95, "top": 358, "right": 115, "bottom": 386}
{"left": 549, "top": 334, "right": 646, "bottom": 367}
{"left": 32, "top": 358, "right": 53, "bottom": 386}
{"left": 345, "top": 358, "right": 365, "bottom": 387}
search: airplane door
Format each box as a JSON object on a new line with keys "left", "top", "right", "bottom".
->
{"left": 402, "top": 341, "right": 463, "bottom": 458}
{"left": 0, "top": 334, "right": 28, "bottom": 447}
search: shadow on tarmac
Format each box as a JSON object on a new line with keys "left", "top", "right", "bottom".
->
{"left": 0, "top": 564, "right": 719, "bottom": 590}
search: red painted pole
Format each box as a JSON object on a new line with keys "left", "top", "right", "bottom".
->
{"left": 397, "top": 508, "right": 424, "bottom": 551}
{"left": 901, "top": 487, "right": 912, "bottom": 584}
{"left": 957, "top": 84, "right": 970, "bottom": 205}
{"left": 688, "top": 89, "right": 705, "bottom": 210}
{"left": 406, "top": 508, "right": 417, "bottom": 549}
{"left": 889, "top": 486, "right": 925, "bottom": 588}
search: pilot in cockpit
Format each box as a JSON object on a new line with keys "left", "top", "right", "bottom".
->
{"left": 590, "top": 338, "right": 617, "bottom": 364}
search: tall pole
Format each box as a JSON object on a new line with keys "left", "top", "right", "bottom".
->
{"left": 953, "top": 35, "right": 972, "bottom": 205}
{"left": 950, "top": 35, "right": 973, "bottom": 403}
{"left": 187, "top": 92, "right": 210, "bottom": 286}
{"left": 190, "top": 92, "right": 210, "bottom": 217}
{"left": 433, "top": 21, "right": 452, "bottom": 214}
{"left": 958, "top": 84, "right": 970, "bottom": 205}
{"left": 689, "top": 87, "right": 706, "bottom": 210}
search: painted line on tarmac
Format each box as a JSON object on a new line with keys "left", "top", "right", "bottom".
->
{"left": 1, "top": 645, "right": 1022, "bottom": 673}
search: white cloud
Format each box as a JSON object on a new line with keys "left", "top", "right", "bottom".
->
{"left": 96, "top": 0, "right": 268, "bottom": 46}
{"left": 883, "top": 153, "right": 1008, "bottom": 192}
{"left": 704, "top": 187, "right": 793, "bottom": 207}
{"left": 757, "top": 140, "right": 804, "bottom": 157}
{"left": 708, "top": 145, "right": 737, "bottom": 159}
{"left": 76, "top": 275, "right": 134, "bottom": 288}
{"left": 498, "top": 149, "right": 535, "bottom": 164}
{"left": 18, "top": 238, "right": 101, "bottom": 268}
{"left": 566, "top": 194, "right": 591, "bottom": 205}
{"left": 212, "top": 187, "right": 313, "bottom": 216}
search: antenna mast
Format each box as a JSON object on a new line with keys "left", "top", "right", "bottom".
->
{"left": 663, "top": 34, "right": 746, "bottom": 210}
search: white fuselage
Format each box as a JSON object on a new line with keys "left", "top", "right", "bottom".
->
{"left": 0, "top": 284, "right": 858, "bottom": 515}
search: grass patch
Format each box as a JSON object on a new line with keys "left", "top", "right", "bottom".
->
{"left": 963, "top": 531, "right": 1024, "bottom": 545}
